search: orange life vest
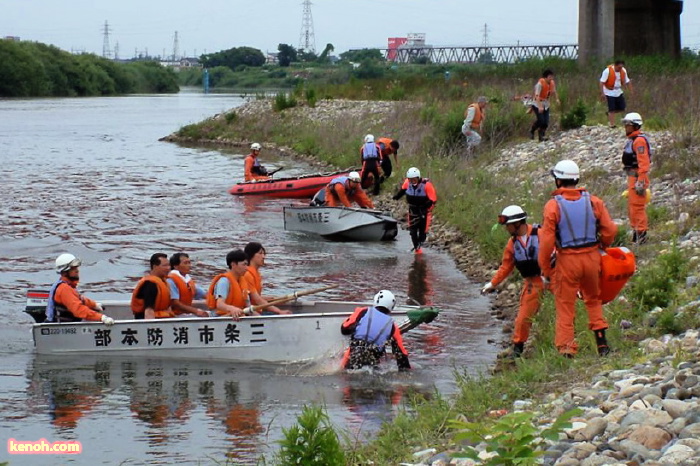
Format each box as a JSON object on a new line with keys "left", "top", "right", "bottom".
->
{"left": 206, "top": 271, "right": 248, "bottom": 315}
{"left": 604, "top": 65, "right": 626, "bottom": 91}
{"left": 537, "top": 78, "right": 552, "bottom": 100}
{"left": 599, "top": 247, "right": 636, "bottom": 304}
{"left": 168, "top": 271, "right": 197, "bottom": 306}
{"left": 242, "top": 266, "right": 263, "bottom": 295}
{"left": 469, "top": 103, "right": 484, "bottom": 129}
{"left": 131, "top": 275, "right": 173, "bottom": 318}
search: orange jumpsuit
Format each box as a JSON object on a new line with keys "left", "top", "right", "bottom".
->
{"left": 325, "top": 180, "right": 374, "bottom": 208}
{"left": 538, "top": 187, "right": 617, "bottom": 355}
{"left": 490, "top": 224, "right": 543, "bottom": 345}
{"left": 244, "top": 154, "right": 270, "bottom": 182}
{"left": 623, "top": 130, "right": 651, "bottom": 233}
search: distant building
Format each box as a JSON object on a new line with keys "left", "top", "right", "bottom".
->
{"left": 388, "top": 33, "right": 432, "bottom": 63}
{"left": 159, "top": 57, "right": 202, "bottom": 71}
{"left": 3, "top": 36, "right": 20, "bottom": 41}
{"left": 266, "top": 52, "right": 279, "bottom": 64}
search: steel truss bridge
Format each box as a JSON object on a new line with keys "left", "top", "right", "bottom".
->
{"left": 379, "top": 44, "right": 579, "bottom": 64}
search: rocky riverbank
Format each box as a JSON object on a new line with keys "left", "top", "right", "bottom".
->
{"left": 165, "top": 99, "right": 700, "bottom": 465}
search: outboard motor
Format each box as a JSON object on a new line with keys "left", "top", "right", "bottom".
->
{"left": 310, "top": 188, "right": 326, "bottom": 206}
{"left": 25, "top": 289, "right": 49, "bottom": 323}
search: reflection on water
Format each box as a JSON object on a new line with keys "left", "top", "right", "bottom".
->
{"left": 0, "top": 91, "right": 500, "bottom": 464}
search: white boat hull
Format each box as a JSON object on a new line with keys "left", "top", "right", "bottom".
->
{"left": 283, "top": 206, "right": 398, "bottom": 241}
{"left": 27, "top": 296, "right": 415, "bottom": 363}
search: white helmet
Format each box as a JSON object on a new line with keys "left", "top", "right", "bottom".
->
{"left": 551, "top": 160, "right": 580, "bottom": 180}
{"left": 55, "top": 253, "right": 81, "bottom": 274}
{"left": 373, "top": 289, "right": 396, "bottom": 311}
{"left": 347, "top": 171, "right": 361, "bottom": 182}
{"left": 364, "top": 134, "right": 375, "bottom": 143}
{"left": 499, "top": 205, "right": 527, "bottom": 224}
{"left": 406, "top": 167, "right": 421, "bottom": 179}
{"left": 622, "top": 112, "right": 643, "bottom": 126}
{"left": 250, "top": 142, "right": 261, "bottom": 151}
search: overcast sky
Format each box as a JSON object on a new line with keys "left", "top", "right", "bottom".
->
{"left": 2, "top": 0, "right": 699, "bottom": 59}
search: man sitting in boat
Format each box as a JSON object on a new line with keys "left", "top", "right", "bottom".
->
{"left": 167, "top": 252, "right": 211, "bottom": 318}
{"left": 206, "top": 249, "right": 253, "bottom": 320}
{"left": 242, "top": 242, "right": 291, "bottom": 315}
{"left": 244, "top": 142, "right": 270, "bottom": 182}
{"left": 131, "top": 253, "right": 174, "bottom": 320}
{"left": 340, "top": 290, "right": 411, "bottom": 371}
{"left": 324, "top": 171, "right": 375, "bottom": 209}
{"left": 47, "top": 253, "right": 115, "bottom": 325}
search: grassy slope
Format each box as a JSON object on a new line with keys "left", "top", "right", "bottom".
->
{"left": 174, "top": 58, "right": 700, "bottom": 464}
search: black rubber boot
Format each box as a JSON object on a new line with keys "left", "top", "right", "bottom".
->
{"left": 513, "top": 342, "right": 525, "bottom": 358}
{"left": 594, "top": 329, "right": 610, "bottom": 356}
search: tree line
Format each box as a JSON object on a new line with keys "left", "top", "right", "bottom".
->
{"left": 0, "top": 40, "right": 179, "bottom": 97}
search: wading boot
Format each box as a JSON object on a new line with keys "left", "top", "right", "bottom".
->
{"left": 513, "top": 342, "right": 524, "bottom": 358}
{"left": 594, "top": 329, "right": 610, "bottom": 356}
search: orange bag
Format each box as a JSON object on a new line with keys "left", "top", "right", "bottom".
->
{"left": 599, "top": 247, "right": 636, "bottom": 304}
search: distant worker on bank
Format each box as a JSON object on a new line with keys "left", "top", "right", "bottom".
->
{"left": 131, "top": 253, "right": 174, "bottom": 320}
{"left": 481, "top": 206, "right": 543, "bottom": 358}
{"left": 393, "top": 167, "right": 437, "bottom": 254}
{"left": 325, "top": 171, "right": 375, "bottom": 209}
{"left": 599, "top": 60, "right": 632, "bottom": 128}
{"left": 529, "top": 69, "right": 560, "bottom": 142}
{"left": 462, "top": 96, "right": 488, "bottom": 149}
{"left": 47, "top": 253, "right": 115, "bottom": 325}
{"left": 341, "top": 290, "right": 411, "bottom": 371}
{"left": 377, "top": 137, "right": 400, "bottom": 178}
{"left": 244, "top": 142, "right": 270, "bottom": 182}
{"left": 206, "top": 249, "right": 252, "bottom": 320}
{"left": 538, "top": 160, "right": 617, "bottom": 358}
{"left": 167, "top": 252, "right": 210, "bottom": 318}
{"left": 359, "top": 134, "right": 383, "bottom": 195}
{"left": 621, "top": 112, "right": 652, "bottom": 244}
{"left": 242, "top": 242, "right": 290, "bottom": 315}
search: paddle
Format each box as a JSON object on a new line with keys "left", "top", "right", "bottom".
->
{"left": 397, "top": 306, "right": 440, "bottom": 334}
{"left": 267, "top": 166, "right": 284, "bottom": 177}
{"left": 245, "top": 284, "right": 338, "bottom": 314}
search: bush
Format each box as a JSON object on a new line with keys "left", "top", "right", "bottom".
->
{"left": 626, "top": 244, "right": 687, "bottom": 310}
{"left": 273, "top": 92, "right": 297, "bottom": 111}
{"left": 560, "top": 98, "right": 587, "bottom": 130}
{"left": 276, "top": 405, "right": 345, "bottom": 466}
{"left": 305, "top": 87, "right": 317, "bottom": 107}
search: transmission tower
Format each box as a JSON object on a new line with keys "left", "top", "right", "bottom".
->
{"left": 114, "top": 42, "right": 120, "bottom": 60}
{"left": 172, "top": 31, "right": 180, "bottom": 61}
{"left": 298, "top": 0, "right": 316, "bottom": 54}
{"left": 481, "top": 23, "right": 490, "bottom": 48}
{"left": 102, "top": 20, "right": 112, "bottom": 59}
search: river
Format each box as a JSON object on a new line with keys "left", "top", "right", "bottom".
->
{"left": 0, "top": 89, "right": 500, "bottom": 465}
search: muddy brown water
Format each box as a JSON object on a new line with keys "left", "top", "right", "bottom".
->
{"left": 0, "top": 89, "right": 499, "bottom": 465}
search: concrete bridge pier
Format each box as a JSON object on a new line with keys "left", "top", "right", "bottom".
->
{"left": 579, "top": 0, "right": 684, "bottom": 62}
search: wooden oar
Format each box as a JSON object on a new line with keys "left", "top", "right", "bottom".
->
{"left": 246, "top": 284, "right": 338, "bottom": 314}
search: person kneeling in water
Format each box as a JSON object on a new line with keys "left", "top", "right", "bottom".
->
{"left": 340, "top": 290, "right": 410, "bottom": 371}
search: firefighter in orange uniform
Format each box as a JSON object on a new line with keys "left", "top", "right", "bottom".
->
{"left": 244, "top": 142, "right": 270, "bottom": 182}
{"left": 359, "top": 134, "right": 383, "bottom": 195}
{"left": 538, "top": 160, "right": 618, "bottom": 357}
{"left": 131, "top": 253, "right": 174, "bottom": 319}
{"left": 324, "top": 171, "right": 375, "bottom": 208}
{"left": 621, "top": 112, "right": 652, "bottom": 244}
{"left": 341, "top": 290, "right": 410, "bottom": 371}
{"left": 377, "top": 137, "right": 400, "bottom": 178}
{"left": 167, "top": 252, "right": 210, "bottom": 317}
{"left": 47, "top": 253, "right": 115, "bottom": 325}
{"left": 206, "top": 249, "right": 252, "bottom": 319}
{"left": 462, "top": 96, "right": 487, "bottom": 149}
{"left": 481, "top": 206, "right": 543, "bottom": 357}
{"left": 392, "top": 167, "right": 437, "bottom": 254}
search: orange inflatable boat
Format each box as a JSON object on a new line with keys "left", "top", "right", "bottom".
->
{"left": 600, "top": 247, "right": 636, "bottom": 304}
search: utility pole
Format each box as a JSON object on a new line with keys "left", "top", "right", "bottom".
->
{"left": 298, "top": 0, "right": 316, "bottom": 54}
{"left": 102, "top": 20, "right": 112, "bottom": 59}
